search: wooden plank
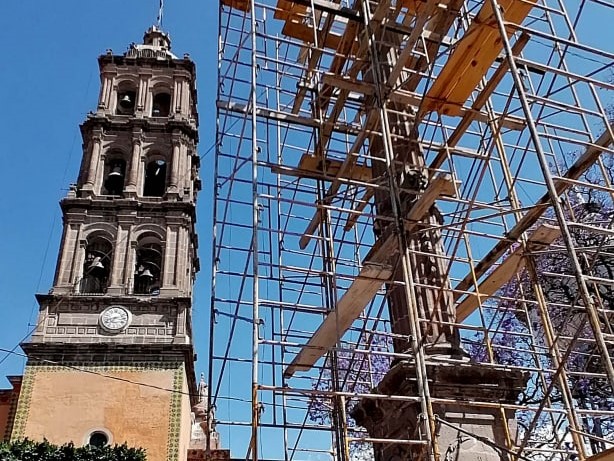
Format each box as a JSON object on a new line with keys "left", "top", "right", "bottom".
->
{"left": 285, "top": 174, "right": 456, "bottom": 377}
{"left": 453, "top": 126, "right": 613, "bottom": 301}
{"left": 275, "top": 0, "right": 307, "bottom": 20}
{"left": 270, "top": 154, "right": 371, "bottom": 182}
{"left": 282, "top": 19, "right": 345, "bottom": 50}
{"left": 422, "top": 0, "right": 536, "bottom": 116}
{"left": 217, "top": 100, "right": 361, "bottom": 135}
{"left": 344, "top": 189, "right": 374, "bottom": 232}
{"left": 443, "top": 33, "right": 531, "bottom": 151}
{"left": 586, "top": 448, "right": 614, "bottom": 461}
{"left": 284, "top": 262, "right": 393, "bottom": 378}
{"left": 298, "top": 154, "right": 372, "bottom": 181}
{"left": 321, "top": 74, "right": 525, "bottom": 131}
{"left": 456, "top": 224, "right": 560, "bottom": 322}
{"left": 298, "top": 110, "right": 379, "bottom": 249}
{"left": 344, "top": 173, "right": 457, "bottom": 232}
{"left": 399, "top": 0, "right": 431, "bottom": 16}
{"left": 221, "top": 0, "right": 250, "bottom": 11}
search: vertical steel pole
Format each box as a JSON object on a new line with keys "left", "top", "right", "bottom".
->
{"left": 250, "top": 0, "right": 260, "bottom": 459}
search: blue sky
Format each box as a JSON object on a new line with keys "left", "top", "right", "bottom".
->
{"left": 0, "top": 1, "right": 217, "bottom": 380}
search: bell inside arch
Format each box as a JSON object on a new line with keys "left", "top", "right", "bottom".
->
{"left": 88, "top": 256, "right": 105, "bottom": 276}
{"left": 119, "top": 93, "right": 134, "bottom": 109}
{"left": 138, "top": 267, "right": 154, "bottom": 280}
{"left": 104, "top": 163, "right": 125, "bottom": 195}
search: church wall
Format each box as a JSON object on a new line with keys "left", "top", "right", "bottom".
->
{"left": 0, "top": 377, "right": 21, "bottom": 441}
{"left": 0, "top": 395, "right": 11, "bottom": 441}
{"left": 179, "top": 369, "right": 192, "bottom": 461}
{"left": 11, "top": 363, "right": 187, "bottom": 461}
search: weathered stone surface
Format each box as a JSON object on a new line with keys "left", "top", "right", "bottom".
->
{"left": 352, "top": 361, "right": 528, "bottom": 461}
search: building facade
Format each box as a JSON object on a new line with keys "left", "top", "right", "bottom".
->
{"left": 2, "top": 27, "right": 227, "bottom": 461}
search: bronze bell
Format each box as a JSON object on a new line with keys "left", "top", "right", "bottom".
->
{"left": 104, "top": 165, "right": 124, "bottom": 194}
{"left": 119, "top": 94, "right": 133, "bottom": 109}
{"left": 88, "top": 256, "right": 105, "bottom": 275}
{"left": 139, "top": 268, "right": 154, "bottom": 280}
{"left": 108, "top": 165, "right": 123, "bottom": 178}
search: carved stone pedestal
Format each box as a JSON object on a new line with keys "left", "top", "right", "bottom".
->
{"left": 351, "top": 360, "right": 528, "bottom": 461}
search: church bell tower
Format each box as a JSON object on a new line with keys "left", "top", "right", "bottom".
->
{"left": 12, "top": 27, "right": 201, "bottom": 461}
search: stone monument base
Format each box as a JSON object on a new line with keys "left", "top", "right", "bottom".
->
{"left": 351, "top": 359, "right": 528, "bottom": 461}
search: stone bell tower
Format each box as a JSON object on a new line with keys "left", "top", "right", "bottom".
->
{"left": 11, "top": 27, "right": 202, "bottom": 461}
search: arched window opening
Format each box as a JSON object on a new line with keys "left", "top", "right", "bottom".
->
{"left": 144, "top": 159, "right": 167, "bottom": 197}
{"left": 116, "top": 85, "right": 137, "bottom": 115}
{"left": 102, "top": 158, "right": 126, "bottom": 195}
{"left": 134, "top": 242, "right": 162, "bottom": 295}
{"left": 152, "top": 92, "right": 171, "bottom": 117}
{"left": 80, "top": 239, "right": 112, "bottom": 294}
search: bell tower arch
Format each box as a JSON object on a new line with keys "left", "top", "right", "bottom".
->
{"left": 13, "top": 27, "right": 202, "bottom": 461}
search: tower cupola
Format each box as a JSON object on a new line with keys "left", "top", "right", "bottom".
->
{"left": 125, "top": 25, "right": 177, "bottom": 60}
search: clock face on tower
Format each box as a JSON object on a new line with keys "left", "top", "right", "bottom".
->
{"left": 99, "top": 305, "right": 131, "bottom": 333}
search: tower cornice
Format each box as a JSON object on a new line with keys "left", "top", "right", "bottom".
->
{"left": 80, "top": 115, "right": 199, "bottom": 141}
{"left": 98, "top": 54, "right": 196, "bottom": 75}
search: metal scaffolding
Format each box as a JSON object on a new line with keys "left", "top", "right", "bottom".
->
{"left": 209, "top": 0, "right": 614, "bottom": 459}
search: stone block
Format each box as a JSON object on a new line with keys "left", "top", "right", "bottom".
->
{"left": 352, "top": 360, "right": 528, "bottom": 461}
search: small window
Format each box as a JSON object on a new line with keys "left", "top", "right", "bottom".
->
{"left": 88, "top": 431, "right": 109, "bottom": 448}
{"left": 144, "top": 159, "right": 167, "bottom": 197}
{"left": 152, "top": 92, "right": 171, "bottom": 117}
{"left": 103, "top": 159, "right": 126, "bottom": 195}
{"left": 80, "top": 239, "right": 112, "bottom": 294}
{"left": 116, "top": 88, "right": 137, "bottom": 115}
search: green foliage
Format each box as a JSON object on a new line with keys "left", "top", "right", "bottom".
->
{"left": 0, "top": 439, "right": 146, "bottom": 461}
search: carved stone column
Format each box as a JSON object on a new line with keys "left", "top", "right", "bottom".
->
{"left": 352, "top": 21, "right": 528, "bottom": 461}
{"left": 81, "top": 128, "right": 103, "bottom": 197}
{"left": 125, "top": 129, "right": 142, "bottom": 196}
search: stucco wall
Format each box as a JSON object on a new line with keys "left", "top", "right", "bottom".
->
{"left": 12, "top": 363, "right": 190, "bottom": 461}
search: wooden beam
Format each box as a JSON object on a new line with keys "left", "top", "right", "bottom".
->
{"left": 444, "top": 32, "right": 531, "bottom": 150}
{"left": 404, "top": 174, "right": 456, "bottom": 229}
{"left": 271, "top": 153, "right": 372, "bottom": 182}
{"left": 344, "top": 189, "right": 374, "bottom": 232}
{"left": 456, "top": 224, "right": 560, "bottom": 322}
{"left": 298, "top": 111, "right": 379, "bottom": 249}
{"left": 274, "top": 0, "right": 307, "bottom": 20}
{"left": 429, "top": 34, "right": 530, "bottom": 174}
{"left": 284, "top": 262, "right": 393, "bottom": 378}
{"left": 217, "top": 100, "right": 362, "bottom": 135}
{"left": 321, "top": 74, "right": 526, "bottom": 131}
{"left": 586, "top": 447, "right": 614, "bottom": 461}
{"left": 454, "top": 126, "right": 613, "bottom": 301}
{"left": 282, "top": 19, "right": 346, "bottom": 50}
{"left": 421, "top": 0, "right": 536, "bottom": 116}
{"left": 221, "top": 0, "right": 250, "bottom": 12}
{"left": 386, "top": 0, "right": 441, "bottom": 87}
{"left": 285, "top": 174, "right": 455, "bottom": 377}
